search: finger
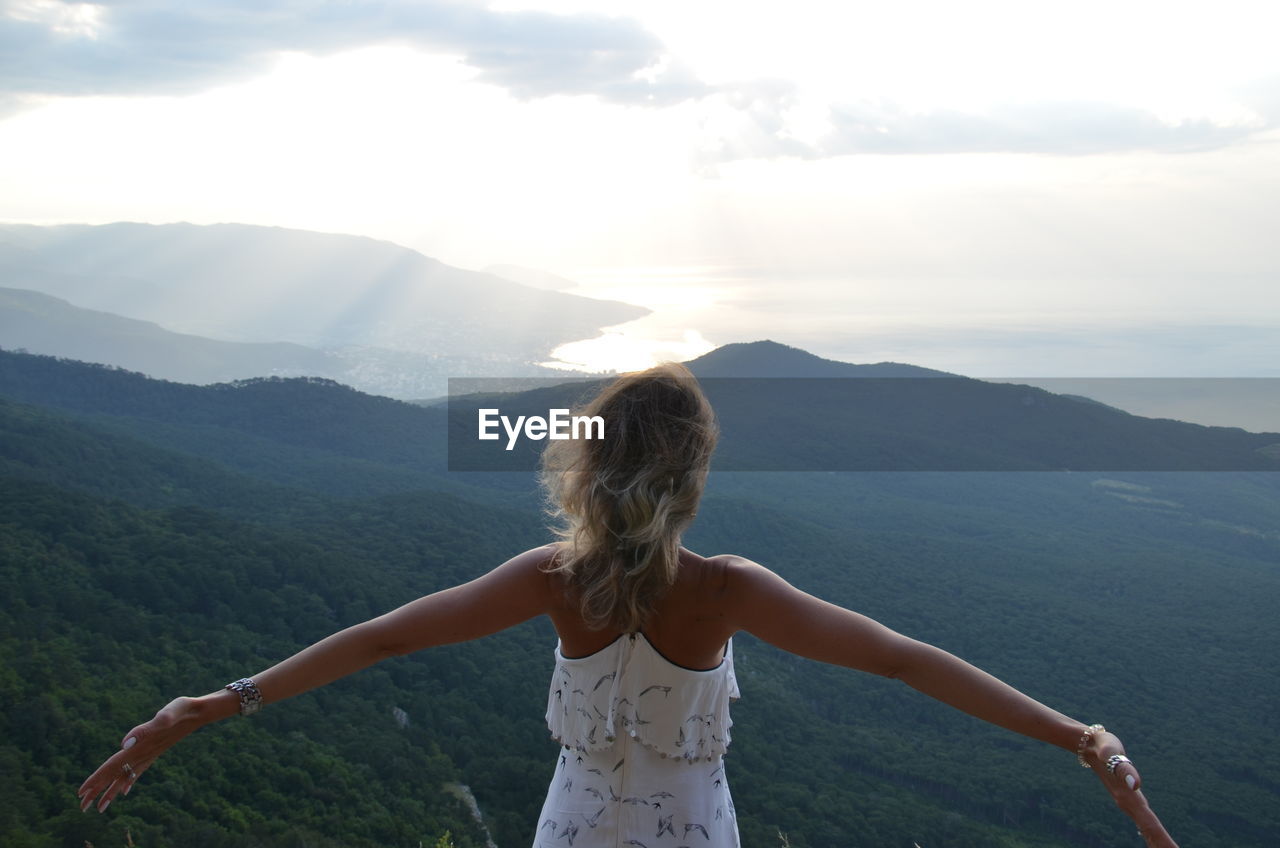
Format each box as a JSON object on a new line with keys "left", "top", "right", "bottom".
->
{"left": 79, "top": 746, "right": 147, "bottom": 811}
{"left": 98, "top": 755, "right": 149, "bottom": 812}
{"left": 127, "top": 755, "right": 158, "bottom": 786}
{"left": 96, "top": 777, "right": 123, "bottom": 812}
{"left": 80, "top": 727, "right": 143, "bottom": 793}
{"left": 1115, "top": 787, "right": 1175, "bottom": 844}
{"left": 1135, "top": 814, "right": 1178, "bottom": 848}
{"left": 78, "top": 759, "right": 122, "bottom": 809}
{"left": 95, "top": 760, "right": 142, "bottom": 811}
{"left": 1115, "top": 760, "right": 1141, "bottom": 792}
{"left": 78, "top": 757, "right": 115, "bottom": 798}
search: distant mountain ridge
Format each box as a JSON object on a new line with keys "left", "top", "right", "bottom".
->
{"left": 4, "top": 343, "right": 1276, "bottom": 476}
{"left": 1, "top": 286, "right": 336, "bottom": 383}
{"left": 0, "top": 285, "right": 586, "bottom": 394}
{"left": 0, "top": 221, "right": 646, "bottom": 396}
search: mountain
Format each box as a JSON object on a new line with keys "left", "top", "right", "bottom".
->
{"left": 6, "top": 343, "right": 1276, "bottom": 480}
{"left": 482, "top": 264, "right": 578, "bottom": 291}
{"left": 987, "top": 376, "right": 1280, "bottom": 434}
{"left": 0, "top": 222, "right": 646, "bottom": 395}
{"left": 441, "top": 342, "right": 1280, "bottom": 472}
{"left": 686, "top": 339, "right": 953, "bottom": 378}
{"left": 0, "top": 286, "right": 597, "bottom": 396}
{"left": 0, "top": 286, "right": 336, "bottom": 383}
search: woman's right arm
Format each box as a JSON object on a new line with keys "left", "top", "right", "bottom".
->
{"left": 721, "top": 555, "right": 1178, "bottom": 847}
{"left": 78, "top": 545, "right": 556, "bottom": 813}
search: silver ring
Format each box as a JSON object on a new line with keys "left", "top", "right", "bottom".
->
{"left": 1106, "top": 753, "right": 1132, "bottom": 775}
{"left": 121, "top": 762, "right": 135, "bottom": 777}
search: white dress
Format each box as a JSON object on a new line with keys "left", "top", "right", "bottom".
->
{"left": 534, "top": 632, "right": 742, "bottom": 847}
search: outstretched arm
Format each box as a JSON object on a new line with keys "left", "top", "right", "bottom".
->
{"left": 724, "top": 556, "right": 1178, "bottom": 847}
{"left": 78, "top": 546, "right": 555, "bottom": 812}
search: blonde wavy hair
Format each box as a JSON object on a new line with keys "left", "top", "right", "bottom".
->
{"left": 540, "top": 362, "right": 719, "bottom": 632}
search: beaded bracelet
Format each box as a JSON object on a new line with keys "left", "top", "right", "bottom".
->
{"left": 225, "top": 677, "right": 264, "bottom": 716}
{"left": 1076, "top": 723, "right": 1105, "bottom": 767}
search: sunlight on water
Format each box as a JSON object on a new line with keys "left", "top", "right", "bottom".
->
{"left": 544, "top": 328, "right": 715, "bottom": 373}
{"left": 542, "top": 265, "right": 730, "bottom": 372}
{"left": 541, "top": 266, "right": 1280, "bottom": 380}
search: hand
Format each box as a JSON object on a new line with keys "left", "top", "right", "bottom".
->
{"left": 77, "top": 696, "right": 203, "bottom": 813}
{"left": 1082, "top": 730, "right": 1179, "bottom": 847}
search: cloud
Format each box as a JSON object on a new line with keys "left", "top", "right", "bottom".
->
{"left": 821, "top": 99, "right": 1266, "bottom": 156}
{"left": 5, "top": 2, "right": 1276, "bottom": 160}
{"left": 0, "top": 0, "right": 707, "bottom": 109}
{"left": 693, "top": 91, "right": 1276, "bottom": 167}
{"left": 694, "top": 79, "right": 815, "bottom": 165}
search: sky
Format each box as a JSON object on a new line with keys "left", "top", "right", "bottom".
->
{"left": 2, "top": 0, "right": 1279, "bottom": 376}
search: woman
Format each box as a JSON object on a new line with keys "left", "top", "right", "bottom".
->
{"left": 80, "top": 363, "right": 1178, "bottom": 846}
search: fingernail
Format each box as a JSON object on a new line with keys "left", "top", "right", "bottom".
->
{"left": 123, "top": 736, "right": 137, "bottom": 749}
{"left": 1125, "top": 774, "right": 1136, "bottom": 790}
{"left": 100, "top": 799, "right": 111, "bottom": 813}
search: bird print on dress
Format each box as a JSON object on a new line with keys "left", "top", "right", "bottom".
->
{"left": 557, "top": 820, "right": 579, "bottom": 845}
{"left": 538, "top": 633, "right": 740, "bottom": 847}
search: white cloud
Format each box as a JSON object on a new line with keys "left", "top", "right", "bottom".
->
{"left": 7, "top": 0, "right": 1280, "bottom": 161}
{"left": 820, "top": 99, "right": 1266, "bottom": 156}
{"left": 0, "top": 0, "right": 705, "bottom": 108}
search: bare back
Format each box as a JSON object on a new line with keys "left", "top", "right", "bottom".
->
{"left": 546, "top": 547, "right": 738, "bottom": 671}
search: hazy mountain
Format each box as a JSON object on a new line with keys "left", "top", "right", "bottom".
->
{"left": 0, "top": 285, "right": 591, "bottom": 397}
{"left": 690, "top": 344, "right": 1280, "bottom": 433}
{"left": 987, "top": 376, "right": 1280, "bottom": 434}
{"left": 0, "top": 222, "right": 647, "bottom": 394}
{"left": 482, "top": 264, "right": 578, "bottom": 291}
{"left": 1, "top": 286, "right": 335, "bottom": 383}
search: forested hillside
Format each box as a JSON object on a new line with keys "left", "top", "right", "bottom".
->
{"left": 2, "top": 349, "right": 1278, "bottom": 847}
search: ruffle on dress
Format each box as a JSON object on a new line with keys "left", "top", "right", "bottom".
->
{"left": 546, "top": 632, "right": 740, "bottom": 763}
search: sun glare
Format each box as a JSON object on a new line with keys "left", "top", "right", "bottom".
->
{"left": 544, "top": 328, "right": 714, "bottom": 373}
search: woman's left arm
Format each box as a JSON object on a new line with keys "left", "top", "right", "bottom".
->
{"left": 78, "top": 545, "right": 555, "bottom": 812}
{"left": 726, "top": 556, "right": 1179, "bottom": 847}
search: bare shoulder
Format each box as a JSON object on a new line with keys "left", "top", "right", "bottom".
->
{"left": 698, "top": 553, "right": 912, "bottom": 677}
{"left": 699, "top": 553, "right": 783, "bottom": 592}
{"left": 681, "top": 552, "right": 795, "bottom": 616}
{"left": 512, "top": 542, "right": 560, "bottom": 571}
{"left": 677, "top": 551, "right": 756, "bottom": 586}
{"left": 700, "top": 552, "right": 756, "bottom": 570}
{"left": 500, "top": 543, "right": 561, "bottom": 592}
{"left": 363, "top": 543, "right": 561, "bottom": 653}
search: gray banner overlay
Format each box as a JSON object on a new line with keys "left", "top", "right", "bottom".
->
{"left": 446, "top": 377, "right": 1280, "bottom": 472}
